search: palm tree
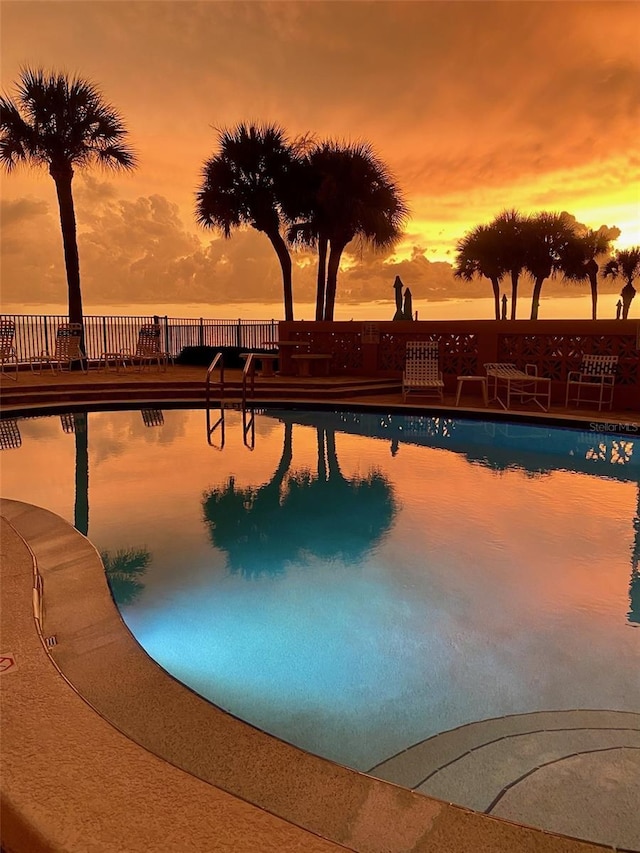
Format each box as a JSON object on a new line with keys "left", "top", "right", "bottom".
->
{"left": 524, "top": 212, "right": 579, "bottom": 320}
{"left": 454, "top": 224, "right": 505, "bottom": 320}
{"left": 559, "top": 226, "right": 614, "bottom": 320}
{"left": 287, "top": 144, "right": 334, "bottom": 321}
{"left": 0, "top": 68, "right": 136, "bottom": 339}
{"left": 603, "top": 246, "right": 640, "bottom": 319}
{"left": 290, "top": 140, "right": 408, "bottom": 321}
{"left": 195, "top": 123, "right": 301, "bottom": 321}
{"left": 492, "top": 209, "right": 528, "bottom": 320}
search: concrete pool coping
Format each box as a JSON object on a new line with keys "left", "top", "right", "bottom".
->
{"left": 1, "top": 381, "right": 639, "bottom": 852}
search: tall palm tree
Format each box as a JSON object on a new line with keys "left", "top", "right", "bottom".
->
{"left": 524, "top": 212, "right": 579, "bottom": 320}
{"left": 454, "top": 224, "right": 505, "bottom": 320}
{"left": 559, "top": 227, "right": 614, "bottom": 320}
{"left": 290, "top": 140, "right": 408, "bottom": 321}
{"left": 492, "top": 209, "right": 527, "bottom": 320}
{"left": 0, "top": 68, "right": 136, "bottom": 339}
{"left": 195, "top": 123, "right": 301, "bottom": 321}
{"left": 287, "top": 144, "right": 334, "bottom": 321}
{"left": 603, "top": 246, "right": 640, "bottom": 319}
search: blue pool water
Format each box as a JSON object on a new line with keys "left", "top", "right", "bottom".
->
{"left": 2, "top": 407, "right": 639, "bottom": 771}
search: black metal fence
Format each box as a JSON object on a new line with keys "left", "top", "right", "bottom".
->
{"left": 2, "top": 314, "right": 279, "bottom": 363}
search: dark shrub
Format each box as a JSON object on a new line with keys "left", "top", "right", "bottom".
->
{"left": 176, "top": 346, "right": 275, "bottom": 368}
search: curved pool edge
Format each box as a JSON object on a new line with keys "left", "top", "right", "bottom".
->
{"left": 0, "top": 499, "right": 626, "bottom": 853}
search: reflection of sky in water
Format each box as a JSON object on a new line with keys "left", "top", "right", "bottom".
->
{"left": 2, "top": 408, "right": 639, "bottom": 770}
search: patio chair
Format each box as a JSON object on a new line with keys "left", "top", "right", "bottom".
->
{"left": 30, "top": 323, "right": 87, "bottom": 374}
{"left": 402, "top": 340, "right": 444, "bottom": 402}
{"left": 0, "top": 319, "right": 19, "bottom": 381}
{"left": 565, "top": 354, "right": 618, "bottom": 412}
{"left": 125, "top": 325, "right": 172, "bottom": 372}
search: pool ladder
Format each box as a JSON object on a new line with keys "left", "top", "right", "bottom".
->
{"left": 204, "top": 352, "right": 256, "bottom": 450}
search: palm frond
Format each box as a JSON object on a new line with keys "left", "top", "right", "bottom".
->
{"left": 1, "top": 67, "right": 136, "bottom": 172}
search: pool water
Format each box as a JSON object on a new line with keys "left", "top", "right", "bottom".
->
{"left": 2, "top": 407, "right": 639, "bottom": 771}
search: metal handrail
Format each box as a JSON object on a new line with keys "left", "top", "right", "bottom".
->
{"left": 205, "top": 351, "right": 224, "bottom": 406}
{"left": 242, "top": 352, "right": 257, "bottom": 409}
{"left": 205, "top": 351, "right": 225, "bottom": 448}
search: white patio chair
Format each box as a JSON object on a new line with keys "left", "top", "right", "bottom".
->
{"left": 125, "top": 324, "right": 172, "bottom": 371}
{"left": 0, "top": 319, "right": 19, "bottom": 381}
{"left": 565, "top": 354, "right": 618, "bottom": 411}
{"left": 402, "top": 341, "right": 444, "bottom": 402}
{"left": 30, "top": 323, "right": 87, "bottom": 374}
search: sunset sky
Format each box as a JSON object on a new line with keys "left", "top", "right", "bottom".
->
{"left": 1, "top": 1, "right": 639, "bottom": 315}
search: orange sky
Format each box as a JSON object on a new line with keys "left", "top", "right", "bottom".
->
{"left": 1, "top": 1, "right": 639, "bottom": 313}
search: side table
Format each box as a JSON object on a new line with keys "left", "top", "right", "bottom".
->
{"left": 456, "top": 375, "right": 489, "bottom": 406}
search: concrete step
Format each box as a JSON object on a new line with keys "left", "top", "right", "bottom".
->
{"left": 1, "top": 378, "right": 402, "bottom": 412}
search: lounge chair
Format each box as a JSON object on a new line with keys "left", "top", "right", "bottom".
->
{"left": 0, "top": 319, "right": 19, "bottom": 381}
{"left": 30, "top": 323, "right": 86, "bottom": 374}
{"left": 565, "top": 354, "right": 618, "bottom": 411}
{"left": 402, "top": 341, "right": 444, "bottom": 402}
{"left": 126, "top": 325, "right": 172, "bottom": 371}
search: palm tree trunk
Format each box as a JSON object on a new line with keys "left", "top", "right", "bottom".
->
{"left": 324, "top": 240, "right": 346, "bottom": 321}
{"left": 265, "top": 228, "right": 294, "bottom": 321}
{"left": 621, "top": 284, "right": 636, "bottom": 320}
{"left": 586, "top": 261, "right": 598, "bottom": 320}
{"left": 50, "top": 163, "right": 86, "bottom": 363}
{"left": 490, "top": 277, "right": 500, "bottom": 320}
{"left": 530, "top": 276, "right": 546, "bottom": 320}
{"left": 315, "top": 235, "right": 328, "bottom": 321}
{"left": 510, "top": 271, "right": 519, "bottom": 320}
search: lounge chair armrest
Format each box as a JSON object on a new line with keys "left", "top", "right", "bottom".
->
{"left": 525, "top": 363, "right": 538, "bottom": 376}
{"left": 566, "top": 371, "right": 581, "bottom": 381}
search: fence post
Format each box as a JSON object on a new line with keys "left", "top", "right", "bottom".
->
{"left": 162, "top": 316, "right": 170, "bottom": 357}
{"left": 102, "top": 316, "right": 108, "bottom": 356}
{"left": 199, "top": 318, "right": 204, "bottom": 348}
{"left": 236, "top": 319, "right": 242, "bottom": 349}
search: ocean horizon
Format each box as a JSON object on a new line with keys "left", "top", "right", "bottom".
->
{"left": 1, "top": 292, "right": 635, "bottom": 322}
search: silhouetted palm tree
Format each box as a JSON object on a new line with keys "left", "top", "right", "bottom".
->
{"left": 287, "top": 144, "right": 334, "bottom": 321}
{"left": 0, "top": 68, "right": 136, "bottom": 337}
{"left": 603, "top": 246, "right": 640, "bottom": 319}
{"left": 524, "top": 212, "right": 579, "bottom": 320}
{"left": 454, "top": 224, "right": 505, "bottom": 320}
{"left": 290, "top": 140, "right": 408, "bottom": 321}
{"left": 492, "top": 209, "right": 527, "bottom": 320}
{"left": 559, "top": 226, "right": 614, "bottom": 320}
{"left": 195, "top": 123, "right": 301, "bottom": 321}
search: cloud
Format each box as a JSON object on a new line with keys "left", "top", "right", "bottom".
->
{"left": 1, "top": 1, "right": 638, "bottom": 307}
{"left": 1, "top": 197, "right": 49, "bottom": 228}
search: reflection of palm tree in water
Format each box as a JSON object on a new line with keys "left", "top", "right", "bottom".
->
{"left": 102, "top": 547, "right": 151, "bottom": 605}
{"left": 73, "top": 412, "right": 89, "bottom": 536}
{"left": 629, "top": 484, "right": 640, "bottom": 625}
{"left": 202, "top": 422, "right": 397, "bottom": 577}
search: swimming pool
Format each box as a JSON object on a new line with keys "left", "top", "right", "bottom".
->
{"left": 2, "top": 406, "right": 639, "bottom": 775}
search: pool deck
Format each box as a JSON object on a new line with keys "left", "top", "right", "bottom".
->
{"left": 1, "top": 366, "right": 639, "bottom": 853}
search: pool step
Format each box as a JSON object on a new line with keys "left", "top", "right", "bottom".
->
{"left": 1, "top": 376, "right": 402, "bottom": 413}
